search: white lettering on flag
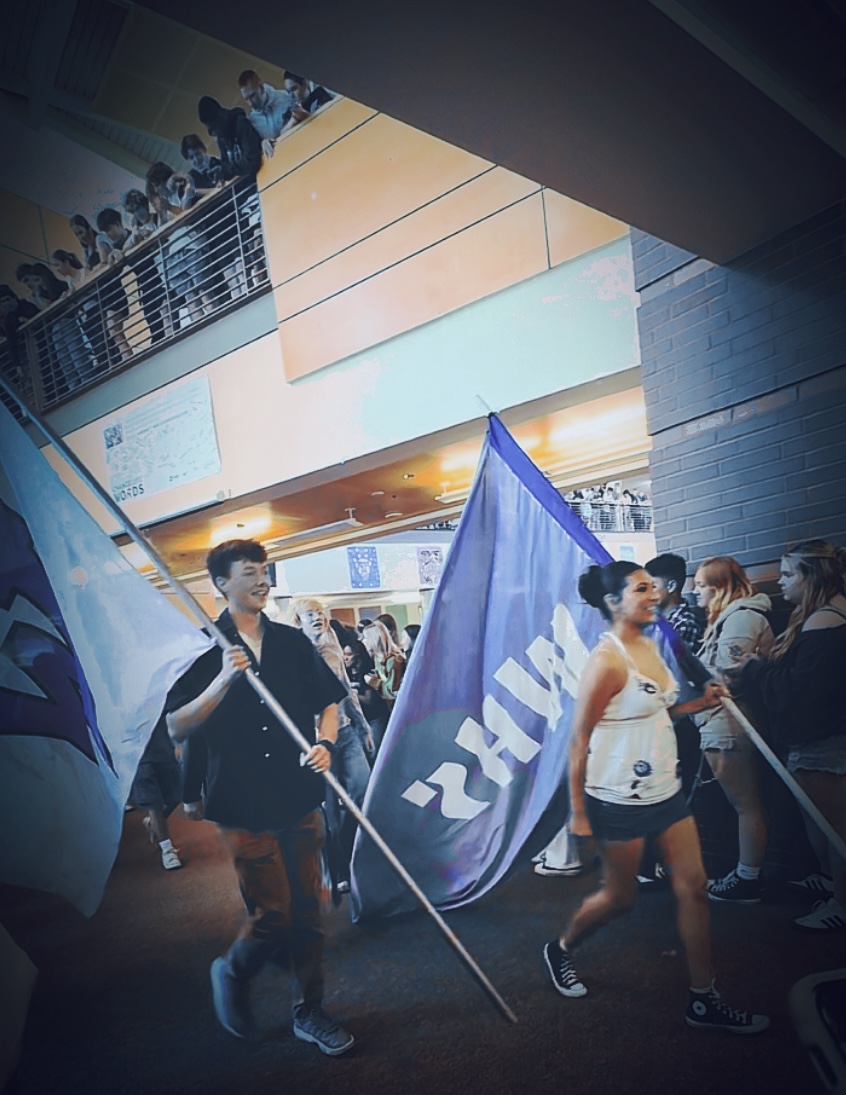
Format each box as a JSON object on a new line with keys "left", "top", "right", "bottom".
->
{"left": 402, "top": 763, "right": 489, "bottom": 819}
{"left": 551, "top": 603, "right": 590, "bottom": 698}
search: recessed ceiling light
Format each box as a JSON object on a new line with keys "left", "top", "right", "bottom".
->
{"left": 371, "top": 490, "right": 384, "bottom": 496}
{"left": 385, "top": 511, "right": 403, "bottom": 518}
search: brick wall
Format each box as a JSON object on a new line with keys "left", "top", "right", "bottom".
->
{"left": 633, "top": 207, "right": 846, "bottom": 881}
{"left": 632, "top": 201, "right": 846, "bottom": 573}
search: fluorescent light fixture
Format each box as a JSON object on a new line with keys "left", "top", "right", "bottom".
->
{"left": 266, "top": 514, "right": 363, "bottom": 549}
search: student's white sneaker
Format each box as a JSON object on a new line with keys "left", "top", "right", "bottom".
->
{"left": 160, "top": 846, "right": 183, "bottom": 870}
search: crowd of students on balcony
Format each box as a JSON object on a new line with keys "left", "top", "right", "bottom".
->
{"left": 0, "top": 68, "right": 334, "bottom": 409}
{"left": 563, "top": 482, "right": 653, "bottom": 532}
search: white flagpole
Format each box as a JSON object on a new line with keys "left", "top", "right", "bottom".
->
{"left": 0, "top": 379, "right": 517, "bottom": 1025}
{"left": 723, "top": 696, "right": 846, "bottom": 865}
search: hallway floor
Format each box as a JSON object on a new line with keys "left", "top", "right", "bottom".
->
{"left": 3, "top": 808, "right": 844, "bottom": 1095}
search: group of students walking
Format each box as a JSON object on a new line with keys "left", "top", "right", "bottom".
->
{"left": 543, "top": 537, "right": 846, "bottom": 1034}
{"left": 127, "top": 533, "right": 846, "bottom": 1055}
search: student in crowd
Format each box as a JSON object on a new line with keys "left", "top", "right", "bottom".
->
{"left": 196, "top": 97, "right": 266, "bottom": 291}
{"left": 283, "top": 72, "right": 334, "bottom": 126}
{"left": 238, "top": 69, "right": 294, "bottom": 157}
{"left": 129, "top": 713, "right": 184, "bottom": 870}
{"left": 693, "top": 557, "right": 775, "bottom": 905}
{"left": 0, "top": 284, "right": 39, "bottom": 417}
{"left": 16, "top": 262, "right": 92, "bottom": 395}
{"left": 93, "top": 209, "right": 134, "bottom": 365}
{"left": 15, "top": 262, "right": 64, "bottom": 311}
{"left": 69, "top": 213, "right": 124, "bottom": 368}
{"left": 646, "top": 553, "right": 705, "bottom": 651}
{"left": 51, "top": 249, "right": 110, "bottom": 378}
{"left": 401, "top": 623, "right": 421, "bottom": 659}
{"left": 633, "top": 553, "right": 708, "bottom": 891}
{"left": 166, "top": 539, "right": 355, "bottom": 1054}
{"left": 731, "top": 539, "right": 846, "bottom": 932}
{"left": 343, "top": 637, "right": 390, "bottom": 759}
{"left": 69, "top": 214, "right": 102, "bottom": 272}
{"left": 121, "top": 190, "right": 171, "bottom": 346}
{"left": 544, "top": 560, "right": 768, "bottom": 1034}
{"left": 360, "top": 620, "right": 406, "bottom": 748}
{"left": 291, "top": 598, "right": 372, "bottom": 896}
{"left": 180, "top": 133, "right": 223, "bottom": 193}
{"left": 377, "top": 613, "right": 401, "bottom": 647}
{"left": 198, "top": 95, "right": 264, "bottom": 182}
{"left": 144, "top": 164, "right": 214, "bottom": 327}
{"left": 178, "top": 138, "right": 237, "bottom": 307}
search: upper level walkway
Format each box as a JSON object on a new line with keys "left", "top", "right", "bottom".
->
{"left": 2, "top": 181, "right": 268, "bottom": 420}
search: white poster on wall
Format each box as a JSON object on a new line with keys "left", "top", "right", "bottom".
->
{"left": 102, "top": 376, "right": 221, "bottom": 504}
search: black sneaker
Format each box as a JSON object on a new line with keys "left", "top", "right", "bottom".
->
{"left": 210, "top": 957, "right": 258, "bottom": 1040}
{"left": 543, "top": 939, "right": 587, "bottom": 997}
{"left": 685, "top": 987, "right": 769, "bottom": 1034}
{"left": 707, "top": 870, "right": 761, "bottom": 904}
{"left": 292, "top": 1004, "right": 355, "bottom": 1056}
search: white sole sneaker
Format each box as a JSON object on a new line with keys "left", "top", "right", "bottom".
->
{"left": 534, "top": 861, "right": 582, "bottom": 877}
{"left": 794, "top": 898, "right": 846, "bottom": 932}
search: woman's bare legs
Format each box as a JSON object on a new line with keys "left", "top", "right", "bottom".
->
{"left": 561, "top": 837, "right": 643, "bottom": 948}
{"left": 656, "top": 815, "right": 712, "bottom": 987}
{"left": 792, "top": 771, "right": 846, "bottom": 908}
{"left": 705, "top": 749, "right": 768, "bottom": 869}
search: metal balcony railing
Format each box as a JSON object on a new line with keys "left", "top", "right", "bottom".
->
{"left": 4, "top": 180, "right": 269, "bottom": 416}
{"left": 567, "top": 500, "right": 653, "bottom": 533}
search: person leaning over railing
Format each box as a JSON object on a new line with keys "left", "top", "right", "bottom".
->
{"left": 16, "top": 262, "right": 94, "bottom": 397}
{"left": 0, "top": 285, "right": 38, "bottom": 417}
{"left": 145, "top": 162, "right": 215, "bottom": 327}
{"left": 94, "top": 210, "right": 134, "bottom": 366}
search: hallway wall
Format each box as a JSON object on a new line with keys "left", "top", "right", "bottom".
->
{"left": 634, "top": 200, "right": 846, "bottom": 573}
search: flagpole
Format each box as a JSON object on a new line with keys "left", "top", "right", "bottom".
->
{"left": 722, "top": 696, "right": 846, "bottom": 864}
{"left": 0, "top": 379, "right": 518, "bottom": 1025}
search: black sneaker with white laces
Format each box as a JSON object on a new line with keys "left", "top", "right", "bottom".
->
{"left": 707, "top": 869, "right": 761, "bottom": 904}
{"left": 685, "top": 986, "right": 769, "bottom": 1034}
{"left": 543, "top": 939, "right": 587, "bottom": 997}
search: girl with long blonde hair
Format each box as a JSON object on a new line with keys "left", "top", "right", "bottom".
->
{"left": 360, "top": 619, "right": 406, "bottom": 714}
{"left": 692, "top": 557, "right": 774, "bottom": 904}
{"left": 733, "top": 540, "right": 846, "bottom": 931}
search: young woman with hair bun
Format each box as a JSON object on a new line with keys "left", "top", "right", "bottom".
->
{"left": 543, "top": 560, "right": 769, "bottom": 1033}
{"left": 692, "top": 556, "right": 775, "bottom": 905}
{"left": 732, "top": 539, "right": 846, "bottom": 932}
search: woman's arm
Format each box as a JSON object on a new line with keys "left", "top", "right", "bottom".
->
{"left": 568, "top": 648, "right": 627, "bottom": 836}
{"left": 669, "top": 680, "right": 726, "bottom": 720}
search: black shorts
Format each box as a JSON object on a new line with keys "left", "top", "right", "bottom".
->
{"left": 584, "top": 790, "right": 691, "bottom": 843}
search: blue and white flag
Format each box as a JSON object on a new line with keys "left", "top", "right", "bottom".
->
{"left": 351, "top": 415, "right": 616, "bottom": 920}
{"left": 0, "top": 400, "right": 212, "bottom": 915}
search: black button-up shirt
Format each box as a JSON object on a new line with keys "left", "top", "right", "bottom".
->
{"left": 168, "top": 610, "right": 346, "bottom": 831}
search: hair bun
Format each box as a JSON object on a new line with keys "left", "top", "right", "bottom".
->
{"left": 578, "top": 565, "right": 606, "bottom": 609}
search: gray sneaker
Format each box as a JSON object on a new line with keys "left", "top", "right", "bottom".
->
{"left": 292, "top": 1004, "right": 355, "bottom": 1056}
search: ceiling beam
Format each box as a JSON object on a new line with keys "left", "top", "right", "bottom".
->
{"left": 24, "top": 0, "right": 82, "bottom": 130}
{"left": 647, "top": 0, "right": 846, "bottom": 159}
{"left": 0, "top": 70, "right": 91, "bottom": 118}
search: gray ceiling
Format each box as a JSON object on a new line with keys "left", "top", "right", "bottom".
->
{"left": 133, "top": 0, "right": 846, "bottom": 263}
{"left": 3, "top": 0, "right": 846, "bottom": 262}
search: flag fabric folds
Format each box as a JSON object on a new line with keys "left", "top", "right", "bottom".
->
{"left": 350, "top": 415, "right": 616, "bottom": 921}
{"left": 0, "top": 400, "right": 211, "bottom": 915}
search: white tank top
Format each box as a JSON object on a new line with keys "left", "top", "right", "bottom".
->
{"left": 584, "top": 632, "right": 681, "bottom": 805}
